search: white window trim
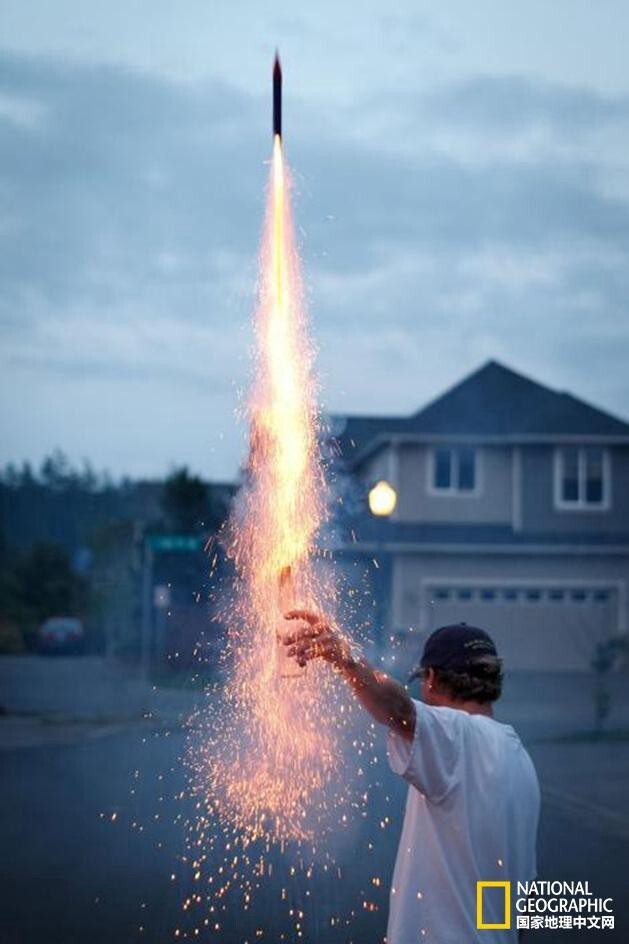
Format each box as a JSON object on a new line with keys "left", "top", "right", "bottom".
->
{"left": 553, "top": 447, "right": 612, "bottom": 512}
{"left": 427, "top": 446, "right": 482, "bottom": 498}
{"left": 511, "top": 446, "right": 523, "bottom": 532}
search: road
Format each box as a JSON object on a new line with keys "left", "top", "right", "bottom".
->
{"left": 1, "top": 657, "right": 628, "bottom": 943}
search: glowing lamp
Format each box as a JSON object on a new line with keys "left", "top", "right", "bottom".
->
{"left": 368, "top": 480, "right": 397, "bottom": 517}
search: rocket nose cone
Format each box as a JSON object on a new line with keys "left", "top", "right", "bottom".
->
{"left": 273, "top": 51, "right": 282, "bottom": 138}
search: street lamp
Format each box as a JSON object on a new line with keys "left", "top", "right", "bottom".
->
{"left": 367, "top": 480, "right": 397, "bottom": 647}
{"left": 368, "top": 479, "right": 397, "bottom": 517}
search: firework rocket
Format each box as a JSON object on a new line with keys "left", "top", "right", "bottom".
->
{"left": 273, "top": 52, "right": 282, "bottom": 139}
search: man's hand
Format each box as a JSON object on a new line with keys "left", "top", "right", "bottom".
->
{"left": 282, "top": 609, "right": 415, "bottom": 739}
{"left": 282, "top": 610, "right": 352, "bottom": 670}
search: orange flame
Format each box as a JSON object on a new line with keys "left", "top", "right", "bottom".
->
{"left": 202, "top": 134, "right": 347, "bottom": 845}
{"left": 247, "top": 134, "right": 324, "bottom": 584}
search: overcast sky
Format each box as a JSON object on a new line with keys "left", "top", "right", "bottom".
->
{"left": 1, "top": 1, "right": 629, "bottom": 480}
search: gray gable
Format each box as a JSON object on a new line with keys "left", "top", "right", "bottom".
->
{"left": 334, "top": 360, "right": 629, "bottom": 462}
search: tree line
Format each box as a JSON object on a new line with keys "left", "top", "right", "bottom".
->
{"left": 0, "top": 451, "right": 234, "bottom": 653}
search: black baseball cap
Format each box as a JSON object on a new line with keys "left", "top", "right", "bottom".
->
{"left": 408, "top": 622, "right": 498, "bottom": 681}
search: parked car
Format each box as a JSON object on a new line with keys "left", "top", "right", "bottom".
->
{"left": 39, "top": 617, "right": 85, "bottom": 654}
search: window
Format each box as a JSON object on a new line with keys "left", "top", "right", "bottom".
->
{"left": 425, "top": 583, "right": 616, "bottom": 610}
{"left": 555, "top": 447, "right": 610, "bottom": 509}
{"left": 432, "top": 447, "right": 477, "bottom": 494}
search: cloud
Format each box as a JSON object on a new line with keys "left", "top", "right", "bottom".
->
{"left": 1, "top": 47, "right": 629, "bottom": 477}
{"left": 426, "top": 75, "right": 629, "bottom": 132}
{"left": 0, "top": 51, "right": 266, "bottom": 308}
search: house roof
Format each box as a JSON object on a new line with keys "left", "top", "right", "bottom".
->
{"left": 334, "top": 360, "right": 629, "bottom": 464}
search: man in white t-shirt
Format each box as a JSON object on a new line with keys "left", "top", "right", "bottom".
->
{"left": 284, "top": 615, "right": 540, "bottom": 943}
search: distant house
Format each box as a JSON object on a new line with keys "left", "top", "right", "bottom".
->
{"left": 334, "top": 361, "right": 629, "bottom": 671}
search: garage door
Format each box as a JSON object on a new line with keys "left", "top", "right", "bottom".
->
{"left": 422, "top": 584, "right": 620, "bottom": 671}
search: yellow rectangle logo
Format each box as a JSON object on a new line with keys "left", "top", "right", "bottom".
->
{"left": 476, "top": 881, "right": 511, "bottom": 930}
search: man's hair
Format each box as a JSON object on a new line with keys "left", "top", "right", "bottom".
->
{"left": 434, "top": 655, "right": 503, "bottom": 704}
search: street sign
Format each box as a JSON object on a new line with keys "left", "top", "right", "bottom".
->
{"left": 147, "top": 535, "right": 203, "bottom": 552}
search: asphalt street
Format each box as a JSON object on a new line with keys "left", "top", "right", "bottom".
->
{"left": 1, "top": 657, "right": 628, "bottom": 943}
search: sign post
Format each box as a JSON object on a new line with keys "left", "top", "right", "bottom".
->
{"left": 140, "top": 535, "right": 203, "bottom": 678}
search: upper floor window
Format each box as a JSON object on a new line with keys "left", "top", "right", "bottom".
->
{"left": 431, "top": 446, "right": 477, "bottom": 495}
{"left": 554, "top": 446, "right": 610, "bottom": 510}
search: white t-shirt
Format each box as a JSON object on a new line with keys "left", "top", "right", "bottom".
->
{"left": 387, "top": 699, "right": 540, "bottom": 944}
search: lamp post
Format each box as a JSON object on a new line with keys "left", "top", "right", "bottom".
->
{"left": 368, "top": 480, "right": 397, "bottom": 648}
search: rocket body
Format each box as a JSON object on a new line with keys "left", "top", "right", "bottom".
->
{"left": 273, "top": 54, "right": 282, "bottom": 138}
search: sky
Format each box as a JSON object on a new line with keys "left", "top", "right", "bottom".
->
{"left": 1, "top": 0, "right": 629, "bottom": 480}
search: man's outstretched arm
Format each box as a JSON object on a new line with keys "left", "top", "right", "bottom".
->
{"left": 283, "top": 610, "right": 415, "bottom": 740}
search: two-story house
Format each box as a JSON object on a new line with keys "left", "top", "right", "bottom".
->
{"left": 334, "top": 360, "right": 629, "bottom": 671}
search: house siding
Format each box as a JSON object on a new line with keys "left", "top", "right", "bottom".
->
{"left": 362, "top": 449, "right": 395, "bottom": 489}
{"left": 363, "top": 444, "right": 512, "bottom": 525}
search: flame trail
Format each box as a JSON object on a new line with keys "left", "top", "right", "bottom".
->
{"left": 194, "top": 133, "right": 350, "bottom": 853}
{"left": 246, "top": 133, "right": 324, "bottom": 599}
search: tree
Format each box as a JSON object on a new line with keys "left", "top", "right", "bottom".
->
{"left": 161, "top": 468, "right": 208, "bottom": 533}
{"left": 40, "top": 449, "right": 75, "bottom": 491}
{"left": 0, "top": 541, "right": 89, "bottom": 650}
{"left": 591, "top": 636, "right": 628, "bottom": 733}
{"left": 14, "top": 542, "right": 88, "bottom": 627}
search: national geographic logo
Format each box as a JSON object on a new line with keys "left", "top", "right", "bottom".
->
{"left": 476, "top": 881, "right": 615, "bottom": 932}
{"left": 476, "top": 881, "right": 511, "bottom": 930}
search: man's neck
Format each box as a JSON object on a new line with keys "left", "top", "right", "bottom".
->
{"left": 457, "top": 700, "right": 493, "bottom": 717}
{"left": 436, "top": 697, "right": 493, "bottom": 717}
